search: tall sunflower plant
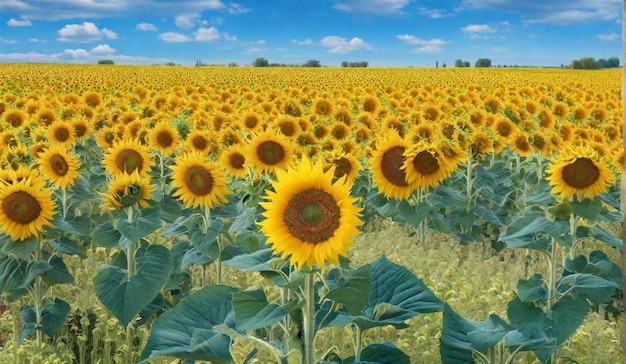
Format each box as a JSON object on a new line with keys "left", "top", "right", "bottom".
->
{"left": 440, "top": 146, "right": 623, "bottom": 363}
{"left": 140, "top": 156, "right": 445, "bottom": 364}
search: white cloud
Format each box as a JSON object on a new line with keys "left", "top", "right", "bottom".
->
{"left": 57, "top": 22, "right": 118, "bottom": 42}
{"left": 175, "top": 13, "right": 201, "bottom": 29}
{"left": 28, "top": 38, "right": 46, "bottom": 42}
{"left": 320, "top": 36, "right": 372, "bottom": 53}
{"left": 417, "top": 7, "right": 452, "bottom": 18}
{"left": 0, "top": 50, "right": 174, "bottom": 64}
{"left": 90, "top": 44, "right": 116, "bottom": 55}
{"left": 159, "top": 32, "right": 192, "bottom": 43}
{"left": 58, "top": 48, "right": 91, "bottom": 58}
{"left": 136, "top": 22, "right": 158, "bottom": 31}
{"left": 194, "top": 27, "right": 220, "bottom": 41}
{"left": 598, "top": 33, "right": 618, "bottom": 41}
{"left": 0, "top": 38, "right": 17, "bottom": 44}
{"left": 334, "top": 0, "right": 411, "bottom": 15}
{"left": 256, "top": 40, "right": 266, "bottom": 45}
{"left": 396, "top": 35, "right": 447, "bottom": 45}
{"left": 462, "top": 24, "right": 496, "bottom": 33}
{"left": 245, "top": 47, "right": 267, "bottom": 54}
{"left": 223, "top": 32, "right": 237, "bottom": 41}
{"left": 0, "top": 0, "right": 226, "bottom": 21}
{"left": 7, "top": 18, "right": 32, "bottom": 26}
{"left": 292, "top": 38, "right": 314, "bottom": 45}
{"left": 227, "top": 3, "right": 252, "bottom": 14}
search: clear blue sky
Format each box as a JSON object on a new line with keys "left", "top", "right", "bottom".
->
{"left": 0, "top": 0, "right": 622, "bottom": 67}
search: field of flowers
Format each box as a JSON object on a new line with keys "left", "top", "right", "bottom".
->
{"left": 0, "top": 64, "right": 622, "bottom": 363}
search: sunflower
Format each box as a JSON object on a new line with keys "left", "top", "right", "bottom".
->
{"left": 184, "top": 129, "right": 218, "bottom": 154}
{"left": 361, "top": 95, "right": 379, "bottom": 114}
{"left": 47, "top": 120, "right": 76, "bottom": 146}
{"left": 259, "top": 156, "right": 362, "bottom": 270}
{"left": 239, "top": 110, "right": 265, "bottom": 132}
{"left": 35, "top": 108, "right": 56, "bottom": 126}
{"left": 275, "top": 116, "right": 301, "bottom": 138}
{"left": 148, "top": 122, "right": 180, "bottom": 155}
{"left": 368, "top": 130, "right": 417, "bottom": 200}
{"left": 403, "top": 141, "right": 453, "bottom": 189}
{"left": 546, "top": 145, "right": 614, "bottom": 200}
{"left": 312, "top": 98, "right": 334, "bottom": 117}
{"left": 220, "top": 144, "right": 248, "bottom": 179}
{"left": 2, "top": 109, "right": 26, "bottom": 128}
{"left": 0, "top": 177, "right": 56, "bottom": 240}
{"left": 170, "top": 152, "right": 230, "bottom": 209}
{"left": 245, "top": 128, "right": 295, "bottom": 175}
{"left": 100, "top": 171, "right": 153, "bottom": 210}
{"left": 94, "top": 126, "right": 119, "bottom": 149}
{"left": 103, "top": 138, "right": 155, "bottom": 177}
{"left": 324, "top": 151, "right": 361, "bottom": 184}
{"left": 38, "top": 144, "right": 80, "bottom": 189}
{"left": 72, "top": 118, "right": 91, "bottom": 139}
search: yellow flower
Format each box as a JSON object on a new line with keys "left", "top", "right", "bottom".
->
{"left": 368, "top": 130, "right": 417, "bottom": 200}
{"left": 100, "top": 170, "right": 153, "bottom": 210}
{"left": 38, "top": 144, "right": 80, "bottom": 189}
{"left": 403, "top": 141, "right": 453, "bottom": 189}
{"left": 220, "top": 144, "right": 248, "bottom": 179}
{"left": 259, "top": 156, "right": 362, "bottom": 270}
{"left": 103, "top": 138, "right": 155, "bottom": 177}
{"left": 546, "top": 145, "right": 615, "bottom": 200}
{"left": 47, "top": 120, "right": 76, "bottom": 146}
{"left": 245, "top": 128, "right": 295, "bottom": 175}
{"left": 148, "top": 122, "right": 180, "bottom": 155}
{"left": 170, "top": 152, "right": 231, "bottom": 209}
{"left": 0, "top": 177, "right": 56, "bottom": 240}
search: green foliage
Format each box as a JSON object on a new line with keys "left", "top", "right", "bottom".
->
{"left": 252, "top": 57, "right": 269, "bottom": 67}
{"left": 475, "top": 58, "right": 492, "bottom": 68}
{"left": 97, "top": 59, "right": 114, "bottom": 64}
{"left": 571, "top": 56, "right": 620, "bottom": 69}
{"left": 341, "top": 61, "right": 369, "bottom": 67}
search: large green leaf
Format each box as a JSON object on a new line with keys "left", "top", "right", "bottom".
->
{"left": 570, "top": 196, "right": 602, "bottom": 221}
{"left": 516, "top": 274, "right": 546, "bottom": 303}
{"left": 232, "top": 289, "right": 287, "bottom": 331}
{"left": 19, "top": 298, "right": 71, "bottom": 342}
{"left": 92, "top": 221, "right": 122, "bottom": 248}
{"left": 94, "top": 244, "right": 172, "bottom": 326}
{"left": 0, "top": 235, "right": 37, "bottom": 260}
{"left": 345, "top": 342, "right": 410, "bottom": 364}
{"left": 139, "top": 285, "right": 240, "bottom": 363}
{"left": 498, "top": 216, "right": 554, "bottom": 249}
{"left": 41, "top": 255, "right": 74, "bottom": 286}
{"left": 557, "top": 273, "right": 617, "bottom": 304}
{"left": 324, "top": 265, "right": 371, "bottom": 316}
{"left": 189, "top": 218, "right": 225, "bottom": 256}
{"left": 116, "top": 206, "right": 162, "bottom": 246}
{"left": 440, "top": 303, "right": 509, "bottom": 364}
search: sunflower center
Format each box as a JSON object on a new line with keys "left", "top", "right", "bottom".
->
{"left": 192, "top": 135, "right": 208, "bottom": 150}
{"left": 412, "top": 151, "right": 439, "bottom": 175}
{"left": 55, "top": 127, "right": 71, "bottom": 142}
{"left": 156, "top": 130, "right": 173, "bottom": 148}
{"left": 50, "top": 154, "right": 69, "bottom": 176}
{"left": 381, "top": 146, "right": 408, "bottom": 187}
{"left": 257, "top": 141, "right": 285, "bottom": 165}
{"left": 115, "top": 149, "right": 143, "bottom": 174}
{"left": 3, "top": 191, "right": 41, "bottom": 224}
{"left": 74, "top": 123, "right": 88, "bottom": 138}
{"left": 184, "top": 166, "right": 214, "bottom": 196}
{"left": 333, "top": 157, "right": 352, "bottom": 179}
{"left": 229, "top": 153, "right": 245, "bottom": 169}
{"left": 284, "top": 188, "right": 340, "bottom": 244}
{"left": 562, "top": 158, "right": 600, "bottom": 189}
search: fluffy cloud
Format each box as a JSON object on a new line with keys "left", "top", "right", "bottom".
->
{"left": 292, "top": 38, "right": 314, "bottom": 45}
{"left": 175, "top": 13, "right": 207, "bottom": 29}
{"left": 7, "top": 18, "right": 32, "bottom": 26}
{"left": 159, "top": 32, "right": 192, "bottom": 43}
{"left": 223, "top": 32, "right": 237, "bottom": 41}
{"left": 597, "top": 33, "right": 618, "bottom": 41}
{"left": 461, "top": 24, "right": 496, "bottom": 33}
{"left": 90, "top": 44, "right": 116, "bottom": 55}
{"left": 136, "top": 22, "right": 158, "bottom": 31}
{"left": 396, "top": 35, "right": 448, "bottom": 52}
{"left": 227, "top": 3, "right": 252, "bottom": 14}
{"left": 333, "top": 0, "right": 411, "bottom": 15}
{"left": 194, "top": 27, "right": 220, "bottom": 42}
{"left": 320, "top": 36, "right": 372, "bottom": 53}
{"left": 57, "top": 22, "right": 118, "bottom": 42}
{"left": 0, "top": 38, "right": 17, "bottom": 44}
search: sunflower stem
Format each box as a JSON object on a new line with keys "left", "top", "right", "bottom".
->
{"left": 32, "top": 276, "right": 44, "bottom": 346}
{"left": 215, "top": 234, "right": 223, "bottom": 285}
{"left": 546, "top": 238, "right": 559, "bottom": 363}
{"left": 353, "top": 323, "right": 363, "bottom": 362}
{"left": 302, "top": 272, "right": 316, "bottom": 364}
{"left": 569, "top": 213, "right": 577, "bottom": 261}
{"left": 61, "top": 187, "right": 68, "bottom": 219}
{"left": 125, "top": 206, "right": 136, "bottom": 278}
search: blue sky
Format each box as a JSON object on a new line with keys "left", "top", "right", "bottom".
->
{"left": 0, "top": 0, "right": 622, "bottom": 67}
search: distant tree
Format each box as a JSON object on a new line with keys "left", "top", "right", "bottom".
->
{"left": 436, "top": 60, "right": 439, "bottom": 68}
{"left": 341, "top": 61, "right": 349, "bottom": 67}
{"left": 607, "top": 56, "right": 620, "bottom": 68}
{"left": 454, "top": 59, "right": 463, "bottom": 67}
{"left": 462, "top": 61, "right": 470, "bottom": 67}
{"left": 228, "top": 62, "right": 238, "bottom": 67}
{"left": 442, "top": 63, "right": 447, "bottom": 68}
{"left": 97, "top": 59, "right": 114, "bottom": 65}
{"left": 475, "top": 58, "right": 492, "bottom": 68}
{"left": 303, "top": 59, "right": 321, "bottom": 67}
{"left": 252, "top": 57, "right": 269, "bottom": 67}
{"left": 341, "top": 61, "right": 368, "bottom": 68}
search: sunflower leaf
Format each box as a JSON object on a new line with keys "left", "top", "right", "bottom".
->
{"left": 232, "top": 289, "right": 287, "bottom": 331}
{"left": 570, "top": 196, "right": 602, "bottom": 221}
{"left": 117, "top": 206, "right": 162, "bottom": 245}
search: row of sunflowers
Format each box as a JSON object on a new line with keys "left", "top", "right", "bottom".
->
{"left": 0, "top": 64, "right": 622, "bottom": 363}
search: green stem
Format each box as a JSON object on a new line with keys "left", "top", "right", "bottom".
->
{"left": 126, "top": 207, "right": 136, "bottom": 277}
{"left": 215, "top": 234, "right": 223, "bottom": 285}
{"left": 547, "top": 238, "right": 559, "bottom": 363}
{"left": 466, "top": 152, "right": 474, "bottom": 212}
{"left": 32, "top": 276, "right": 44, "bottom": 346}
{"left": 61, "top": 187, "right": 68, "bottom": 219}
{"left": 302, "top": 273, "right": 316, "bottom": 364}
{"left": 569, "top": 213, "right": 577, "bottom": 261}
{"left": 353, "top": 324, "right": 363, "bottom": 362}
{"left": 125, "top": 323, "right": 135, "bottom": 364}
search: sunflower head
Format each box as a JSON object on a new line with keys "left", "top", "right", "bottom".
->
{"left": 100, "top": 170, "right": 153, "bottom": 210}
{"left": 0, "top": 177, "right": 56, "bottom": 240}
{"left": 148, "top": 122, "right": 180, "bottom": 155}
{"left": 103, "top": 138, "right": 155, "bottom": 177}
{"left": 38, "top": 144, "right": 80, "bottom": 189}
{"left": 245, "top": 129, "right": 295, "bottom": 175}
{"left": 170, "top": 152, "right": 231, "bottom": 209}
{"left": 546, "top": 145, "right": 615, "bottom": 200}
{"left": 259, "top": 157, "right": 362, "bottom": 270}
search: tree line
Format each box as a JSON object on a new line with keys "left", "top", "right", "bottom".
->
{"left": 570, "top": 56, "right": 619, "bottom": 69}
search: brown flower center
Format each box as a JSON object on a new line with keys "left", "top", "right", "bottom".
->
{"left": 412, "top": 151, "right": 439, "bottom": 175}
{"left": 184, "top": 165, "right": 214, "bottom": 196}
{"left": 562, "top": 158, "right": 600, "bottom": 189}
{"left": 3, "top": 191, "right": 41, "bottom": 224}
{"left": 54, "top": 126, "right": 71, "bottom": 142}
{"left": 257, "top": 141, "right": 285, "bottom": 165}
{"left": 381, "top": 146, "right": 408, "bottom": 187}
{"left": 115, "top": 149, "right": 144, "bottom": 174}
{"left": 74, "top": 123, "right": 88, "bottom": 138}
{"left": 229, "top": 152, "right": 245, "bottom": 169}
{"left": 284, "top": 188, "right": 340, "bottom": 244}
{"left": 333, "top": 157, "right": 353, "bottom": 179}
{"left": 49, "top": 154, "right": 69, "bottom": 176}
{"left": 156, "top": 130, "right": 174, "bottom": 148}
{"left": 192, "top": 135, "right": 208, "bottom": 151}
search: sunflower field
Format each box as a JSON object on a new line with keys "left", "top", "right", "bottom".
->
{"left": 0, "top": 64, "right": 622, "bottom": 363}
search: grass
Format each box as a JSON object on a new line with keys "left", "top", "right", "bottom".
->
{"left": 0, "top": 218, "right": 620, "bottom": 363}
